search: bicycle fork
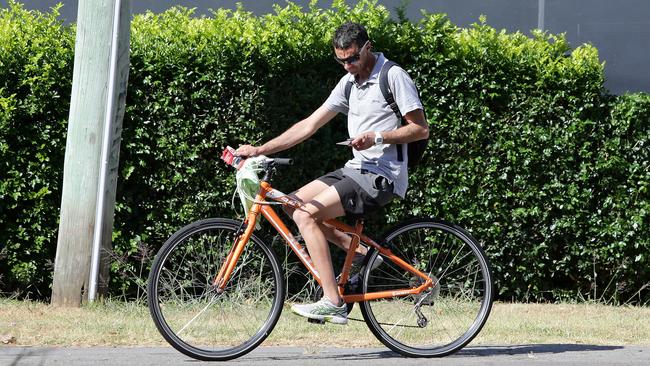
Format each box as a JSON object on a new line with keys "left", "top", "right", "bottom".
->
{"left": 211, "top": 201, "right": 263, "bottom": 292}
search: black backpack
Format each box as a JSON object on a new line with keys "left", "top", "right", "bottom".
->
{"left": 344, "top": 60, "right": 428, "bottom": 168}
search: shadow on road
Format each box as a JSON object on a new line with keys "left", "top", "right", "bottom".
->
{"left": 240, "top": 344, "right": 624, "bottom": 362}
{"left": 458, "top": 344, "right": 623, "bottom": 356}
{"left": 7, "top": 347, "right": 53, "bottom": 366}
{"left": 3, "top": 344, "right": 627, "bottom": 365}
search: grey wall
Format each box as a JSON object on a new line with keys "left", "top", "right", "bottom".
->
{"left": 544, "top": 0, "right": 650, "bottom": 95}
{"left": 3, "top": 0, "right": 649, "bottom": 94}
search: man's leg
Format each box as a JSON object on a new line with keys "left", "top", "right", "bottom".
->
{"left": 291, "top": 184, "right": 346, "bottom": 306}
{"left": 289, "top": 181, "right": 368, "bottom": 256}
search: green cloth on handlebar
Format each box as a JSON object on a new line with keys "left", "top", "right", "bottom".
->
{"left": 235, "top": 156, "right": 266, "bottom": 229}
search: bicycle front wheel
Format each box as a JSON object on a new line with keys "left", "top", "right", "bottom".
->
{"left": 147, "top": 218, "right": 284, "bottom": 361}
{"left": 360, "top": 218, "right": 493, "bottom": 357}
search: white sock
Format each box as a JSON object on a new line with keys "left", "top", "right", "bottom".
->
{"left": 324, "top": 296, "right": 344, "bottom": 308}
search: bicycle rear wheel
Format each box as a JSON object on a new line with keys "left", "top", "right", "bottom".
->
{"left": 147, "top": 218, "right": 284, "bottom": 361}
{"left": 360, "top": 218, "right": 493, "bottom": 357}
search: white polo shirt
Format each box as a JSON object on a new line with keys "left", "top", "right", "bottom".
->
{"left": 323, "top": 52, "right": 424, "bottom": 198}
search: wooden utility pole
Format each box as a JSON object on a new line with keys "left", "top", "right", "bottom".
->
{"left": 52, "top": 0, "right": 130, "bottom": 306}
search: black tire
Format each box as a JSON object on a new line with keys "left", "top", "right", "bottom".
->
{"left": 147, "top": 218, "right": 284, "bottom": 361}
{"left": 359, "top": 218, "right": 494, "bottom": 357}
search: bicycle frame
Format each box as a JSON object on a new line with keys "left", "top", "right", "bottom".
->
{"left": 213, "top": 180, "right": 434, "bottom": 304}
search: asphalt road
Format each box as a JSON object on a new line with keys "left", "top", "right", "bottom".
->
{"left": 1, "top": 345, "right": 648, "bottom": 366}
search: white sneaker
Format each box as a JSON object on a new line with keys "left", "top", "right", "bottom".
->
{"left": 291, "top": 297, "right": 348, "bottom": 325}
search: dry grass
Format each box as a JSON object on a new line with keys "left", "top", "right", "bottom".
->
{"left": 478, "top": 302, "right": 650, "bottom": 346}
{"left": 1, "top": 299, "right": 649, "bottom": 347}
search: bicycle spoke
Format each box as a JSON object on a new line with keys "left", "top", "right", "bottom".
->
{"left": 360, "top": 219, "right": 493, "bottom": 357}
{"left": 148, "top": 219, "right": 284, "bottom": 361}
{"left": 177, "top": 293, "right": 220, "bottom": 335}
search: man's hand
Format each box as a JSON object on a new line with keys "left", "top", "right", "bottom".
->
{"left": 235, "top": 145, "right": 260, "bottom": 157}
{"left": 350, "top": 132, "right": 375, "bottom": 151}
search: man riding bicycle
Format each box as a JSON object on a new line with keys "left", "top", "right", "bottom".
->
{"left": 236, "top": 22, "right": 429, "bottom": 324}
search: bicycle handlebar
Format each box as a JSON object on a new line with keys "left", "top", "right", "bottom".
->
{"left": 269, "top": 158, "right": 293, "bottom": 166}
{"left": 221, "top": 146, "right": 293, "bottom": 170}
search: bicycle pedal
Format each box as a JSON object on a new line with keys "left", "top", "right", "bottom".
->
{"left": 307, "top": 318, "right": 325, "bottom": 325}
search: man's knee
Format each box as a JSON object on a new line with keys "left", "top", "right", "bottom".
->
{"left": 293, "top": 208, "right": 318, "bottom": 228}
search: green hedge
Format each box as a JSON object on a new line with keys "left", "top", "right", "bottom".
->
{"left": 0, "top": 0, "right": 648, "bottom": 304}
{"left": 0, "top": 2, "right": 73, "bottom": 297}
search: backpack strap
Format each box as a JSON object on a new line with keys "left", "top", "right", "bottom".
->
{"left": 344, "top": 78, "right": 353, "bottom": 103}
{"left": 379, "top": 61, "right": 405, "bottom": 162}
{"left": 379, "top": 61, "right": 402, "bottom": 120}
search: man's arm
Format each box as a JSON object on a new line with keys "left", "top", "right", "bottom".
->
{"left": 350, "top": 109, "right": 429, "bottom": 151}
{"left": 236, "top": 105, "right": 338, "bottom": 157}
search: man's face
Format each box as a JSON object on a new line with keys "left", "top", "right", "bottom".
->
{"left": 334, "top": 40, "right": 370, "bottom": 75}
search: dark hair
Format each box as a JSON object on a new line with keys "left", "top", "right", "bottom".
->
{"left": 332, "top": 22, "right": 369, "bottom": 50}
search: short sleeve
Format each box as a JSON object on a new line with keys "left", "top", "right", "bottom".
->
{"left": 387, "top": 66, "right": 423, "bottom": 116}
{"left": 323, "top": 74, "right": 352, "bottom": 115}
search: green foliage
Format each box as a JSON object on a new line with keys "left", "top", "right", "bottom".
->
{"left": 0, "top": 1, "right": 74, "bottom": 297}
{"left": 0, "top": 0, "right": 648, "bottom": 303}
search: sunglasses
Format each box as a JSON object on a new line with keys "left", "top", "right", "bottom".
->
{"left": 334, "top": 40, "right": 370, "bottom": 65}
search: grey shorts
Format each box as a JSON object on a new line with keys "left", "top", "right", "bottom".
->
{"left": 317, "top": 168, "right": 396, "bottom": 217}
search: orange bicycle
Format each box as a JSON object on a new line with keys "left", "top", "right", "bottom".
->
{"left": 147, "top": 149, "right": 494, "bottom": 361}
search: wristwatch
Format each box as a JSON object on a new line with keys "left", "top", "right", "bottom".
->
{"left": 374, "top": 131, "right": 384, "bottom": 145}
